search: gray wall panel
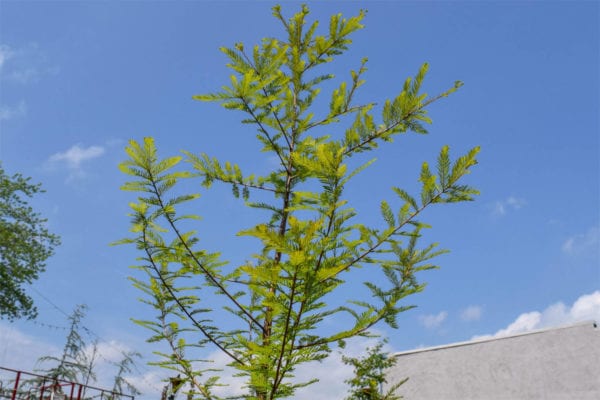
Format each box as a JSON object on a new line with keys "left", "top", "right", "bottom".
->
{"left": 386, "top": 322, "right": 600, "bottom": 400}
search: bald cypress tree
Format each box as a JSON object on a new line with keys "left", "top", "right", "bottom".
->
{"left": 118, "top": 5, "right": 479, "bottom": 399}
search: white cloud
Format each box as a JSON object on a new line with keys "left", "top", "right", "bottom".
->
{"left": 294, "top": 340, "right": 375, "bottom": 400}
{"left": 0, "top": 101, "right": 27, "bottom": 121}
{"left": 49, "top": 144, "right": 105, "bottom": 169}
{"left": 0, "top": 43, "right": 58, "bottom": 84}
{"left": 419, "top": 311, "right": 448, "bottom": 329}
{"left": 202, "top": 349, "right": 247, "bottom": 397}
{"left": 124, "top": 369, "right": 166, "bottom": 399}
{"left": 47, "top": 144, "right": 105, "bottom": 180}
{"left": 80, "top": 340, "right": 146, "bottom": 393}
{"left": 8, "top": 68, "right": 42, "bottom": 84}
{"left": 562, "top": 226, "right": 599, "bottom": 256}
{"left": 86, "top": 340, "right": 131, "bottom": 363}
{"left": 0, "top": 44, "right": 14, "bottom": 71}
{"left": 460, "top": 305, "right": 483, "bottom": 322}
{"left": 474, "top": 291, "right": 600, "bottom": 340}
{"left": 0, "top": 321, "right": 60, "bottom": 371}
{"left": 488, "top": 311, "right": 541, "bottom": 337}
{"left": 491, "top": 196, "right": 527, "bottom": 216}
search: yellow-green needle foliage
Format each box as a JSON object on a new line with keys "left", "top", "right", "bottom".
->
{"left": 117, "top": 5, "right": 479, "bottom": 400}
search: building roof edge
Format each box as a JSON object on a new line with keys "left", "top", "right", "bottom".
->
{"left": 392, "top": 320, "right": 597, "bottom": 357}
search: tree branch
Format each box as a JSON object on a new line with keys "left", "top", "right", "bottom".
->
{"left": 147, "top": 172, "right": 266, "bottom": 335}
{"left": 320, "top": 173, "right": 463, "bottom": 283}
{"left": 204, "top": 173, "right": 279, "bottom": 194}
{"left": 343, "top": 91, "right": 452, "bottom": 157}
{"left": 141, "top": 226, "right": 244, "bottom": 366}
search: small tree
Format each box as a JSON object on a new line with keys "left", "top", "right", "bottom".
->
{"left": 110, "top": 351, "right": 142, "bottom": 398}
{"left": 32, "top": 306, "right": 142, "bottom": 399}
{"left": 342, "top": 341, "right": 405, "bottom": 400}
{"left": 0, "top": 164, "right": 60, "bottom": 320}
{"left": 37, "top": 304, "right": 91, "bottom": 383}
{"left": 118, "top": 5, "right": 479, "bottom": 399}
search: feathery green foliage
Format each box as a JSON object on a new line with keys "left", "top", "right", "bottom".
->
{"left": 33, "top": 305, "right": 142, "bottom": 398}
{"left": 36, "top": 305, "right": 91, "bottom": 383}
{"left": 0, "top": 164, "right": 60, "bottom": 321}
{"left": 342, "top": 341, "right": 405, "bottom": 400}
{"left": 117, "top": 5, "right": 479, "bottom": 399}
{"left": 110, "top": 351, "right": 142, "bottom": 398}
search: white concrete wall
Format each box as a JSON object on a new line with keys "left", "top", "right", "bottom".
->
{"left": 386, "top": 321, "right": 600, "bottom": 400}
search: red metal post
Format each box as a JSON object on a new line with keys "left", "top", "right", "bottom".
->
{"left": 76, "top": 384, "right": 84, "bottom": 400}
{"left": 10, "top": 371, "right": 21, "bottom": 400}
{"left": 40, "top": 377, "right": 47, "bottom": 400}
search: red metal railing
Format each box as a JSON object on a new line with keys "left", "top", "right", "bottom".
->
{"left": 0, "top": 367, "right": 135, "bottom": 400}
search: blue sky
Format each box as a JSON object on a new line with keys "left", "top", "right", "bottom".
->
{"left": 0, "top": 2, "right": 598, "bottom": 399}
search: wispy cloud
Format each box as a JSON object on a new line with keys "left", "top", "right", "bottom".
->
{"left": 49, "top": 144, "right": 105, "bottom": 169}
{"left": 419, "top": 311, "right": 448, "bottom": 329}
{"left": 0, "top": 44, "right": 14, "bottom": 71}
{"left": 80, "top": 340, "right": 154, "bottom": 394}
{"left": 124, "top": 369, "right": 166, "bottom": 399}
{"left": 491, "top": 196, "right": 527, "bottom": 216}
{"left": 460, "top": 305, "right": 483, "bottom": 322}
{"left": 473, "top": 291, "right": 600, "bottom": 340}
{"left": 0, "top": 43, "right": 58, "bottom": 84}
{"left": 0, "top": 322, "right": 60, "bottom": 371}
{"left": 8, "top": 68, "right": 44, "bottom": 84}
{"left": 47, "top": 144, "right": 105, "bottom": 181}
{"left": 562, "top": 226, "right": 599, "bottom": 256}
{"left": 0, "top": 100, "right": 27, "bottom": 121}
